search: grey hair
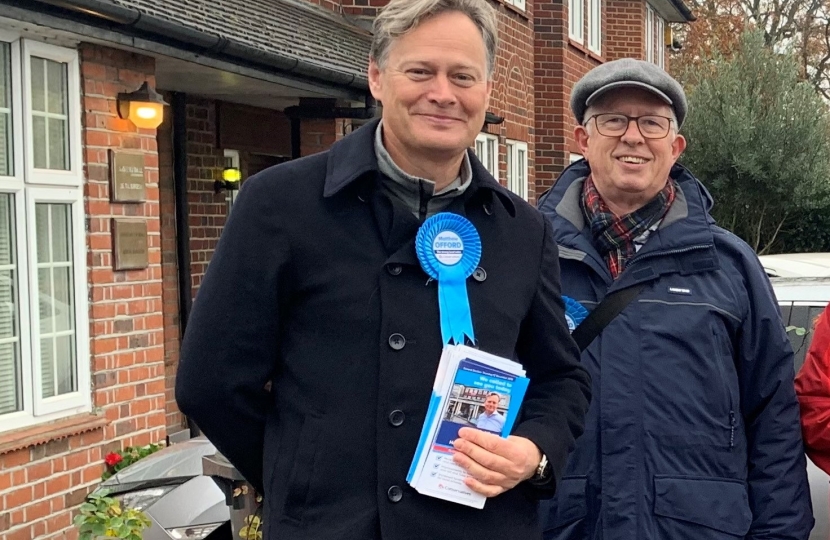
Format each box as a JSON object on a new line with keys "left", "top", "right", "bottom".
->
{"left": 370, "top": 0, "right": 498, "bottom": 78}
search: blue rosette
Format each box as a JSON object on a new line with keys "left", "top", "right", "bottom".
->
{"left": 563, "top": 296, "right": 589, "bottom": 333}
{"left": 416, "top": 213, "right": 482, "bottom": 345}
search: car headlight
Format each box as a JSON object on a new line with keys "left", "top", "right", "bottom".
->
{"left": 166, "top": 523, "right": 224, "bottom": 539}
{"left": 115, "top": 485, "right": 175, "bottom": 511}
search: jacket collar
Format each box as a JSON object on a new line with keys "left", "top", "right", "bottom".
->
{"left": 539, "top": 160, "right": 718, "bottom": 287}
{"left": 323, "top": 118, "right": 516, "bottom": 216}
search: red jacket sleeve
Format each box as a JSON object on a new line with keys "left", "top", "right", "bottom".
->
{"left": 795, "top": 306, "right": 830, "bottom": 474}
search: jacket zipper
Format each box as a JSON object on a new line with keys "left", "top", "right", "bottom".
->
{"left": 418, "top": 182, "right": 429, "bottom": 222}
{"left": 624, "top": 243, "right": 712, "bottom": 270}
{"left": 729, "top": 411, "right": 736, "bottom": 449}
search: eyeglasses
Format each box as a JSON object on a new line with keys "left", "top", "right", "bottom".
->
{"left": 585, "top": 113, "right": 674, "bottom": 139}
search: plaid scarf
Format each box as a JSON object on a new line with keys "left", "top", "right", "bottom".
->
{"left": 581, "top": 175, "right": 676, "bottom": 279}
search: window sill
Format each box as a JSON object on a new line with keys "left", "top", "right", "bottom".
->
{"left": 0, "top": 414, "right": 109, "bottom": 455}
{"left": 568, "top": 39, "right": 604, "bottom": 63}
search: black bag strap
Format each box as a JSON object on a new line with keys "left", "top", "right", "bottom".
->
{"left": 572, "top": 283, "right": 646, "bottom": 352}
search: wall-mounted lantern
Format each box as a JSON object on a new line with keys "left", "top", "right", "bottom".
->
{"left": 214, "top": 166, "right": 242, "bottom": 194}
{"left": 117, "top": 82, "right": 168, "bottom": 129}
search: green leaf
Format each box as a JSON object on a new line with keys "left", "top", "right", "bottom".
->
{"left": 92, "top": 523, "right": 106, "bottom": 536}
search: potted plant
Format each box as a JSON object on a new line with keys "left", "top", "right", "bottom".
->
{"left": 73, "top": 489, "right": 151, "bottom": 540}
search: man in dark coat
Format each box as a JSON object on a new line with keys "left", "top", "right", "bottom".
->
{"left": 538, "top": 59, "right": 813, "bottom": 540}
{"left": 175, "top": 1, "right": 591, "bottom": 539}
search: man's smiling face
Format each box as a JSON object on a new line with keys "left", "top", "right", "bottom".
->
{"left": 575, "top": 87, "right": 686, "bottom": 215}
{"left": 367, "top": 10, "right": 492, "bottom": 162}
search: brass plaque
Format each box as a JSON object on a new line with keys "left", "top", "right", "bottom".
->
{"left": 112, "top": 219, "right": 148, "bottom": 271}
{"left": 110, "top": 151, "right": 146, "bottom": 202}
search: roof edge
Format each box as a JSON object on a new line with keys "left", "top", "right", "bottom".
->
{"left": 24, "top": 0, "right": 370, "bottom": 91}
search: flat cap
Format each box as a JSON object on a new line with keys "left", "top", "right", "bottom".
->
{"left": 571, "top": 58, "right": 687, "bottom": 128}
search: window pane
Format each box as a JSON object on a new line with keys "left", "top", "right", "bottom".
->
{"left": 36, "top": 203, "right": 50, "bottom": 263}
{"left": 32, "top": 116, "right": 47, "bottom": 170}
{"left": 487, "top": 139, "right": 496, "bottom": 175}
{"left": 0, "top": 42, "right": 12, "bottom": 177}
{"left": 51, "top": 203, "right": 69, "bottom": 262}
{"left": 53, "top": 267, "right": 73, "bottom": 332}
{"left": 31, "top": 57, "right": 46, "bottom": 113}
{"left": 48, "top": 118, "right": 69, "bottom": 170}
{"left": 55, "top": 334, "right": 76, "bottom": 395}
{"left": 0, "top": 193, "right": 13, "bottom": 266}
{"left": 38, "top": 267, "right": 52, "bottom": 334}
{"left": 0, "top": 192, "right": 20, "bottom": 416}
{"left": 40, "top": 337, "right": 54, "bottom": 398}
{"left": 36, "top": 203, "right": 77, "bottom": 399}
{"left": 0, "top": 342, "right": 20, "bottom": 415}
{"left": 46, "top": 59, "right": 67, "bottom": 115}
{"left": 31, "top": 57, "right": 70, "bottom": 171}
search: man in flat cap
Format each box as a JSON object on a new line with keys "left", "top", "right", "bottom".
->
{"left": 538, "top": 58, "right": 814, "bottom": 539}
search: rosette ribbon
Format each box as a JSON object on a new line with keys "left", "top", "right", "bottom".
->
{"left": 563, "top": 296, "right": 589, "bottom": 333}
{"left": 416, "top": 212, "right": 482, "bottom": 345}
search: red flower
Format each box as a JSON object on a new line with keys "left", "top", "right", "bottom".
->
{"left": 104, "top": 452, "right": 123, "bottom": 467}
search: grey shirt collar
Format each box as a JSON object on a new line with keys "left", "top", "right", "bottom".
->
{"left": 374, "top": 121, "right": 472, "bottom": 218}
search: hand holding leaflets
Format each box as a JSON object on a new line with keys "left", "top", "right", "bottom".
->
{"left": 406, "top": 344, "right": 530, "bottom": 508}
{"left": 452, "top": 428, "right": 541, "bottom": 497}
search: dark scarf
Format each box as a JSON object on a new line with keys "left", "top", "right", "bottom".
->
{"left": 581, "top": 174, "right": 676, "bottom": 279}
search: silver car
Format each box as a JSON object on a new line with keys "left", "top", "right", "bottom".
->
{"left": 772, "top": 275, "right": 830, "bottom": 540}
{"left": 96, "top": 437, "right": 230, "bottom": 540}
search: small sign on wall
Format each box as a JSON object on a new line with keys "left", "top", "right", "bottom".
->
{"left": 110, "top": 150, "right": 146, "bottom": 202}
{"left": 112, "top": 218, "right": 149, "bottom": 271}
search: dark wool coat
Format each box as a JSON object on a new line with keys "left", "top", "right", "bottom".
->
{"left": 176, "top": 119, "right": 591, "bottom": 540}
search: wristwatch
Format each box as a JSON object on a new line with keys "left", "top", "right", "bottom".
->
{"left": 531, "top": 453, "right": 551, "bottom": 483}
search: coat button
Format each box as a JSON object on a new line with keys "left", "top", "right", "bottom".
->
{"left": 472, "top": 267, "right": 486, "bottom": 282}
{"left": 388, "top": 410, "right": 405, "bottom": 427}
{"left": 387, "top": 485, "right": 403, "bottom": 503}
{"left": 387, "top": 264, "right": 402, "bottom": 276}
{"left": 388, "top": 333, "right": 406, "bottom": 350}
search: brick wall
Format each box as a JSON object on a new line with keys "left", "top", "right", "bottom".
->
{"left": 0, "top": 43, "right": 166, "bottom": 540}
{"left": 491, "top": 6, "right": 537, "bottom": 200}
{"left": 605, "top": 0, "right": 646, "bottom": 61}
{"left": 301, "top": 119, "right": 339, "bottom": 157}
{"left": 156, "top": 106, "right": 184, "bottom": 434}
{"left": 185, "top": 99, "right": 227, "bottom": 297}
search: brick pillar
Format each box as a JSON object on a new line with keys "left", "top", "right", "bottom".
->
{"left": 81, "top": 43, "right": 167, "bottom": 447}
{"left": 534, "top": 2, "right": 570, "bottom": 193}
{"left": 605, "top": 0, "right": 646, "bottom": 61}
{"left": 185, "top": 99, "right": 226, "bottom": 298}
{"left": 301, "top": 119, "right": 339, "bottom": 157}
{"left": 156, "top": 100, "right": 185, "bottom": 435}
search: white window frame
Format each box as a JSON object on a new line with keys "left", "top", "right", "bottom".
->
{"left": 21, "top": 40, "right": 83, "bottom": 187}
{"left": 587, "top": 0, "right": 602, "bottom": 54}
{"left": 0, "top": 36, "right": 89, "bottom": 432}
{"left": 506, "top": 140, "right": 528, "bottom": 201}
{"left": 505, "top": 0, "right": 526, "bottom": 10}
{"left": 27, "top": 187, "right": 89, "bottom": 417}
{"left": 656, "top": 16, "right": 666, "bottom": 68}
{"left": 474, "top": 133, "right": 499, "bottom": 181}
{"left": 569, "top": 0, "right": 585, "bottom": 43}
{"left": 646, "top": 5, "right": 655, "bottom": 64}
